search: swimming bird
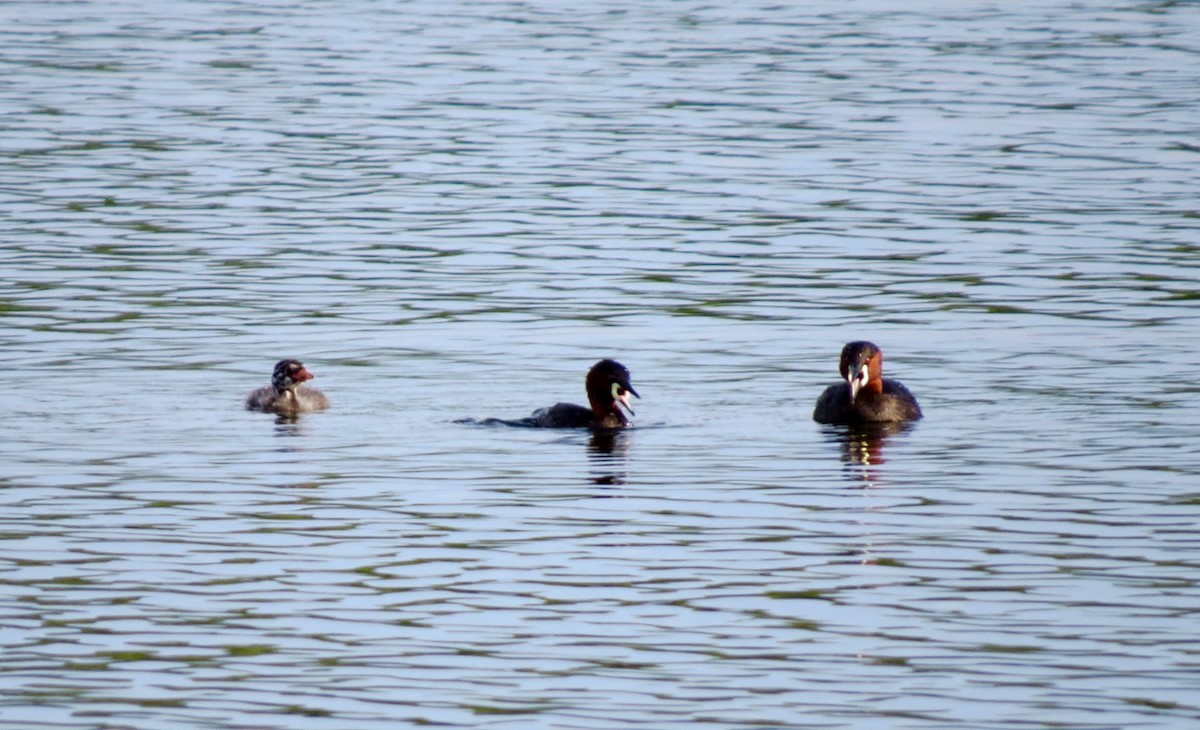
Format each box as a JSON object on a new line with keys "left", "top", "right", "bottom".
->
{"left": 813, "top": 341, "right": 921, "bottom": 424}
{"left": 531, "top": 359, "right": 640, "bottom": 429}
{"left": 245, "top": 359, "right": 330, "bottom": 416}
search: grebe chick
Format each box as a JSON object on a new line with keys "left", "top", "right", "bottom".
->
{"left": 245, "top": 359, "right": 330, "bottom": 416}
{"left": 531, "top": 359, "right": 640, "bottom": 429}
{"left": 813, "top": 341, "right": 921, "bottom": 425}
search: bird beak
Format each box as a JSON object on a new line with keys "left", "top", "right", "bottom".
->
{"left": 295, "top": 367, "right": 314, "bottom": 383}
{"left": 613, "top": 382, "right": 639, "bottom": 418}
{"left": 847, "top": 364, "right": 867, "bottom": 402}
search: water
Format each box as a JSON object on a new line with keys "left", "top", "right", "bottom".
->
{"left": 3, "top": 0, "right": 1200, "bottom": 728}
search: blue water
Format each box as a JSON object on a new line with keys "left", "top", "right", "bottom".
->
{"left": 2, "top": 1, "right": 1199, "bottom": 728}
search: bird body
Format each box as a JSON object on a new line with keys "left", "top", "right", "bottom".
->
{"left": 813, "top": 342, "right": 921, "bottom": 425}
{"left": 529, "top": 359, "right": 639, "bottom": 429}
{"left": 246, "top": 359, "right": 329, "bottom": 416}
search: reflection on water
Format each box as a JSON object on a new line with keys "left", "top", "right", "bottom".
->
{"left": 456, "top": 418, "right": 634, "bottom": 483}
{"left": 3, "top": 0, "right": 1200, "bottom": 728}
{"left": 822, "top": 421, "right": 914, "bottom": 477}
{"left": 271, "top": 415, "right": 305, "bottom": 432}
{"left": 587, "top": 429, "right": 631, "bottom": 485}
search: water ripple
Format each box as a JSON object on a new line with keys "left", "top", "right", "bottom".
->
{"left": 3, "top": 0, "right": 1200, "bottom": 728}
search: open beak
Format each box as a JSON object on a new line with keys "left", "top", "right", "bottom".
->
{"left": 613, "top": 382, "right": 639, "bottom": 418}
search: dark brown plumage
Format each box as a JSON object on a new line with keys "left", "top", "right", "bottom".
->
{"left": 813, "top": 342, "right": 921, "bottom": 425}
{"left": 531, "top": 359, "right": 640, "bottom": 429}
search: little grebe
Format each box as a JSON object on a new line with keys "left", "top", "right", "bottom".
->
{"left": 531, "top": 359, "right": 640, "bottom": 429}
{"left": 245, "top": 359, "right": 330, "bottom": 416}
{"left": 813, "top": 341, "right": 921, "bottom": 425}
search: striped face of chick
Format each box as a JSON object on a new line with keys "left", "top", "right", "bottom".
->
{"left": 272, "top": 359, "right": 314, "bottom": 391}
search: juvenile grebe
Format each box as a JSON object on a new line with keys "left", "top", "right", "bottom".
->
{"left": 245, "top": 359, "right": 330, "bottom": 416}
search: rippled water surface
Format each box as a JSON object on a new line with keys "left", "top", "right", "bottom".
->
{"left": 3, "top": 1, "right": 1200, "bottom": 728}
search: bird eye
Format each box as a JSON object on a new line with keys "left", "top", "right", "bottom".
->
{"left": 616, "top": 387, "right": 627, "bottom": 396}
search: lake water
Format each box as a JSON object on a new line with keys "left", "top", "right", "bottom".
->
{"left": 2, "top": 1, "right": 1199, "bottom": 728}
